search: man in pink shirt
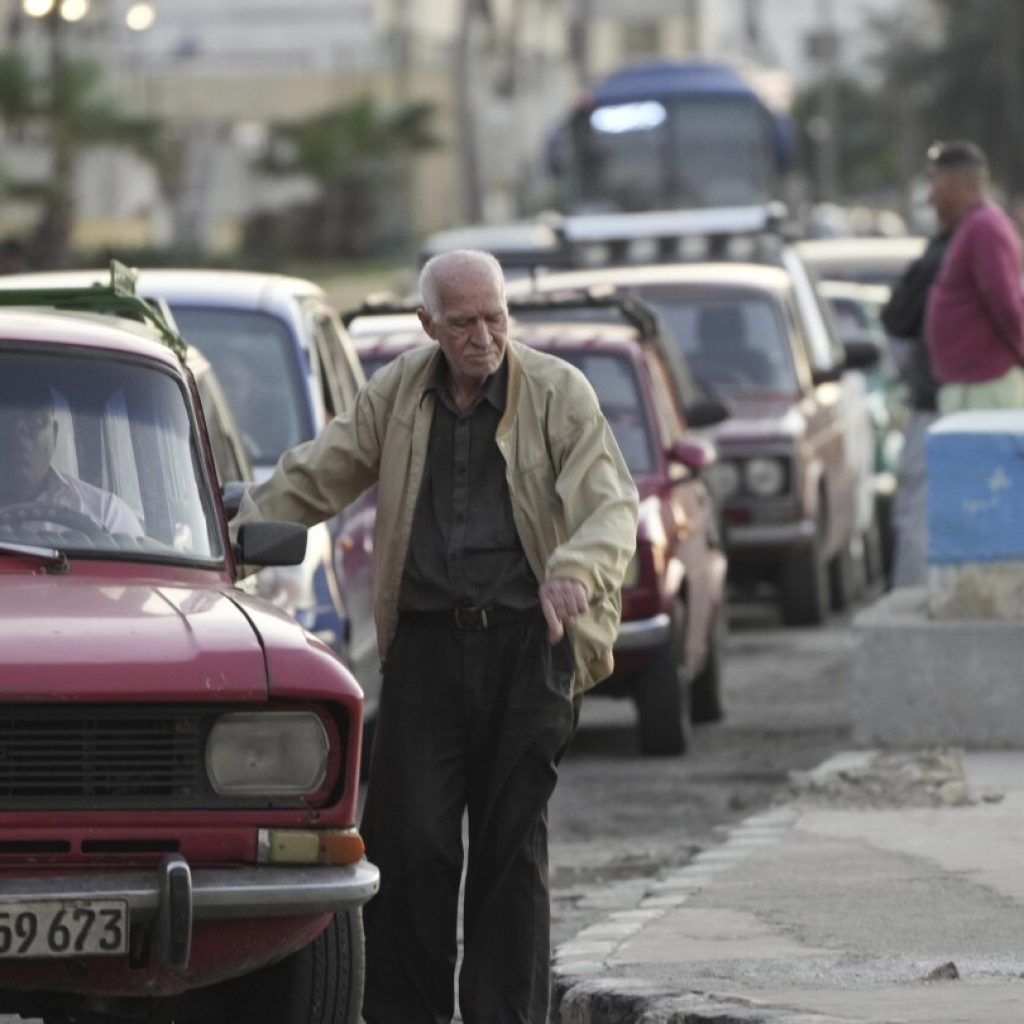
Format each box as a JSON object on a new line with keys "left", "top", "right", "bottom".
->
{"left": 925, "top": 139, "right": 1024, "bottom": 411}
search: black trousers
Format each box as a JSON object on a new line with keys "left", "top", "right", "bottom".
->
{"left": 360, "top": 614, "right": 578, "bottom": 1024}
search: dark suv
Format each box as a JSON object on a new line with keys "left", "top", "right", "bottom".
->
{"left": 0, "top": 273, "right": 377, "bottom": 1024}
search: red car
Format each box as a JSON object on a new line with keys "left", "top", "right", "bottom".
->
{"left": 0, "top": 276, "right": 377, "bottom": 1023}
{"left": 345, "top": 300, "right": 728, "bottom": 755}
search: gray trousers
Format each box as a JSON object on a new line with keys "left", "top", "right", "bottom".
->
{"left": 361, "top": 614, "right": 577, "bottom": 1024}
{"left": 892, "top": 409, "right": 938, "bottom": 588}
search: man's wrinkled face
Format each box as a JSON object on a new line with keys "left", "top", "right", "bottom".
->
{"left": 0, "top": 398, "right": 56, "bottom": 501}
{"left": 419, "top": 267, "right": 509, "bottom": 389}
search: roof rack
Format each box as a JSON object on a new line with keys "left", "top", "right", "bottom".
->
{"left": 341, "top": 287, "right": 660, "bottom": 337}
{"left": 0, "top": 260, "right": 188, "bottom": 362}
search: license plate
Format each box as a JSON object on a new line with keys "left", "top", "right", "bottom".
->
{"left": 0, "top": 899, "right": 128, "bottom": 958}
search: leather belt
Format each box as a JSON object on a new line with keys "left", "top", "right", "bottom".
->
{"left": 400, "top": 606, "right": 541, "bottom": 631}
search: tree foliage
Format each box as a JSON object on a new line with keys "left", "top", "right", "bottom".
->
{"left": 256, "top": 95, "right": 438, "bottom": 257}
{"left": 797, "top": 0, "right": 1024, "bottom": 206}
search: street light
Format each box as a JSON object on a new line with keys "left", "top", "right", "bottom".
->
{"left": 126, "top": 2, "right": 156, "bottom": 32}
{"left": 21, "top": 0, "right": 91, "bottom": 19}
{"left": 59, "top": 0, "right": 89, "bottom": 23}
{"left": 22, "top": 0, "right": 56, "bottom": 17}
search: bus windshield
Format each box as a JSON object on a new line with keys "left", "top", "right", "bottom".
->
{"left": 560, "top": 94, "right": 778, "bottom": 213}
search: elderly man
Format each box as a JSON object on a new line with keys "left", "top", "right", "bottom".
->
{"left": 925, "top": 139, "right": 1024, "bottom": 412}
{"left": 0, "top": 379, "right": 143, "bottom": 536}
{"left": 232, "top": 249, "right": 638, "bottom": 1023}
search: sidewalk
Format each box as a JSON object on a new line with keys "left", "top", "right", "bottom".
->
{"left": 552, "top": 749, "right": 1024, "bottom": 1023}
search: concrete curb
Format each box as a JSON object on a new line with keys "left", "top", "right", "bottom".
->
{"left": 551, "top": 753, "right": 892, "bottom": 1024}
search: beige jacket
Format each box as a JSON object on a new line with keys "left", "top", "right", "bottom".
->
{"left": 233, "top": 339, "right": 639, "bottom": 695}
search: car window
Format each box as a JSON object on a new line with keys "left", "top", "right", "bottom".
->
{"left": 0, "top": 349, "right": 222, "bottom": 562}
{"left": 192, "top": 364, "right": 251, "bottom": 486}
{"left": 643, "top": 349, "right": 687, "bottom": 442}
{"left": 168, "top": 305, "right": 311, "bottom": 468}
{"left": 311, "top": 307, "right": 364, "bottom": 412}
{"left": 555, "top": 351, "right": 657, "bottom": 475}
{"left": 636, "top": 289, "right": 799, "bottom": 395}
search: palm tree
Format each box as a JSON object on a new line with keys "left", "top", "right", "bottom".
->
{"left": 0, "top": 20, "right": 171, "bottom": 268}
{"left": 260, "top": 94, "right": 438, "bottom": 257}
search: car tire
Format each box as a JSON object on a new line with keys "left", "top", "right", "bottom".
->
{"left": 192, "top": 911, "right": 365, "bottom": 1024}
{"left": 634, "top": 603, "right": 690, "bottom": 756}
{"left": 779, "top": 530, "right": 830, "bottom": 626}
{"left": 690, "top": 604, "right": 726, "bottom": 724}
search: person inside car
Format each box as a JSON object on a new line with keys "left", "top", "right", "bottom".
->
{"left": 0, "top": 378, "right": 144, "bottom": 537}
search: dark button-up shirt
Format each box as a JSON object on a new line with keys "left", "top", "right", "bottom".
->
{"left": 398, "top": 356, "right": 539, "bottom": 611}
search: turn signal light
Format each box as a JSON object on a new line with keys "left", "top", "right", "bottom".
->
{"left": 257, "top": 828, "right": 366, "bottom": 866}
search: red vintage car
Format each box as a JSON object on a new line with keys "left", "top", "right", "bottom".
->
{"left": 344, "top": 299, "right": 728, "bottom": 756}
{"left": 0, "top": 277, "right": 377, "bottom": 1024}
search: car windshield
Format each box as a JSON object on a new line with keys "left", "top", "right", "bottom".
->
{"left": 168, "top": 305, "right": 311, "bottom": 469}
{"left": 554, "top": 351, "right": 656, "bottom": 475}
{"left": 637, "top": 290, "right": 799, "bottom": 395}
{"left": 0, "top": 348, "right": 223, "bottom": 563}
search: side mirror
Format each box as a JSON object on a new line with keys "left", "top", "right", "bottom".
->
{"left": 842, "top": 334, "right": 883, "bottom": 372}
{"left": 668, "top": 436, "right": 717, "bottom": 472}
{"left": 811, "top": 364, "right": 843, "bottom": 386}
{"left": 685, "top": 395, "right": 730, "bottom": 429}
{"left": 234, "top": 522, "right": 307, "bottom": 567}
{"left": 221, "top": 480, "right": 249, "bottom": 520}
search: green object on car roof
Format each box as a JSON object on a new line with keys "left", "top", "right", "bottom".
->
{"left": 0, "top": 259, "right": 188, "bottom": 363}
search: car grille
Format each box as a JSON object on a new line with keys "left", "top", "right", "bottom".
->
{"left": 0, "top": 705, "right": 262, "bottom": 810}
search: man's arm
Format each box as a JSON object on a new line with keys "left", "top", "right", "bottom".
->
{"left": 544, "top": 405, "right": 640, "bottom": 631}
{"left": 232, "top": 384, "right": 385, "bottom": 537}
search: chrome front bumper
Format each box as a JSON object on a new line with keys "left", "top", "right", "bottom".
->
{"left": 725, "top": 519, "right": 816, "bottom": 550}
{"left": 0, "top": 856, "right": 380, "bottom": 969}
{"left": 615, "top": 613, "right": 671, "bottom": 651}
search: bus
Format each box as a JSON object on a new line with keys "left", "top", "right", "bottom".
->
{"left": 548, "top": 60, "right": 796, "bottom": 215}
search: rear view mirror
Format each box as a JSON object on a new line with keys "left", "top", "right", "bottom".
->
{"left": 221, "top": 480, "right": 249, "bottom": 519}
{"left": 842, "top": 335, "right": 883, "bottom": 372}
{"left": 234, "top": 522, "right": 307, "bottom": 567}
{"left": 685, "top": 395, "right": 730, "bottom": 429}
{"left": 668, "top": 436, "right": 717, "bottom": 472}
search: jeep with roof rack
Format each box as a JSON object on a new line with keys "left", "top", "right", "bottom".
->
{"left": 0, "top": 265, "right": 377, "bottom": 1024}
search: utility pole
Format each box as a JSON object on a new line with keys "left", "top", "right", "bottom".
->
{"left": 998, "top": 0, "right": 1023, "bottom": 201}
{"left": 456, "top": 0, "right": 486, "bottom": 223}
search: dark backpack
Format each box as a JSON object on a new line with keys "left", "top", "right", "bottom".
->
{"left": 880, "top": 231, "right": 952, "bottom": 340}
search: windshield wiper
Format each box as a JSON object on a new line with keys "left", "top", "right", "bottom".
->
{"left": 0, "top": 540, "right": 70, "bottom": 574}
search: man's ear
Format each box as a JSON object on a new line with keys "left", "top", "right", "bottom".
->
{"left": 417, "top": 306, "right": 436, "bottom": 339}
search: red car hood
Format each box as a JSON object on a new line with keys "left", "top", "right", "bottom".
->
{"left": 0, "top": 575, "right": 267, "bottom": 701}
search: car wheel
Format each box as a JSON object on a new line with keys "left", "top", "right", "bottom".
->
{"left": 191, "top": 911, "right": 365, "bottom": 1024}
{"left": 634, "top": 603, "right": 690, "bottom": 756}
{"left": 690, "top": 605, "right": 726, "bottom": 724}
{"left": 779, "top": 530, "right": 829, "bottom": 626}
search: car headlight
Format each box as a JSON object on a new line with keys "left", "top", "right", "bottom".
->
{"left": 206, "top": 712, "right": 329, "bottom": 796}
{"left": 744, "top": 457, "right": 787, "bottom": 497}
{"left": 708, "top": 460, "right": 741, "bottom": 500}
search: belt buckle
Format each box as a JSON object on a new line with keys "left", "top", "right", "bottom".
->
{"left": 454, "top": 607, "right": 488, "bottom": 630}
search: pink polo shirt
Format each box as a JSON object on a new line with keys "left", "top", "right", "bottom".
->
{"left": 925, "top": 202, "right": 1024, "bottom": 383}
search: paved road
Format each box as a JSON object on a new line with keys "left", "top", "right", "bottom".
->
{"left": 548, "top": 596, "right": 859, "bottom": 948}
